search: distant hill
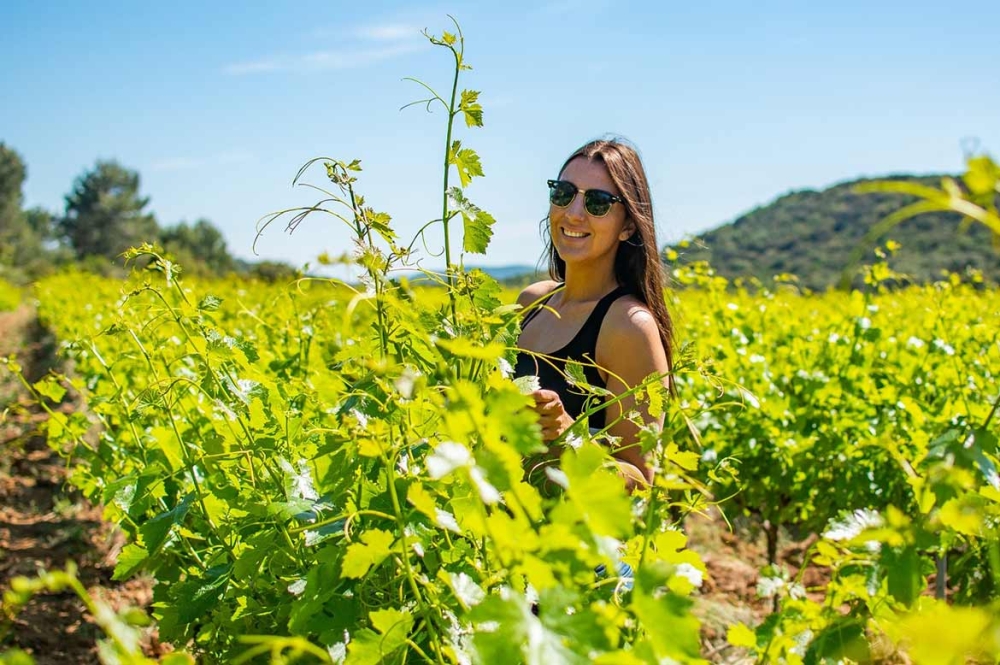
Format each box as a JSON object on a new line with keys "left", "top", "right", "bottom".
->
{"left": 475, "top": 264, "right": 540, "bottom": 282}
{"left": 670, "top": 175, "right": 999, "bottom": 290}
{"left": 391, "top": 264, "right": 540, "bottom": 286}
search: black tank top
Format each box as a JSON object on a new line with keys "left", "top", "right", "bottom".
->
{"left": 514, "top": 285, "right": 630, "bottom": 430}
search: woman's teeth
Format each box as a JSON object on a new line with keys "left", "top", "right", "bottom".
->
{"left": 562, "top": 228, "right": 589, "bottom": 238}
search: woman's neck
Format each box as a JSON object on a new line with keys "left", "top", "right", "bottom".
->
{"left": 560, "top": 261, "right": 619, "bottom": 303}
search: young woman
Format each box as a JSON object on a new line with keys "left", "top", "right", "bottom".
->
{"left": 514, "top": 138, "right": 674, "bottom": 491}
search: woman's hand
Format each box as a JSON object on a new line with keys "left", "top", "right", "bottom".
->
{"left": 530, "top": 389, "right": 575, "bottom": 442}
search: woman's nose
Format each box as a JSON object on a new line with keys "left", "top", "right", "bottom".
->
{"left": 564, "top": 191, "right": 587, "bottom": 219}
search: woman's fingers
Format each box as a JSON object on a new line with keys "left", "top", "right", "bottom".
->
{"left": 529, "top": 390, "right": 572, "bottom": 441}
{"left": 531, "top": 388, "right": 560, "bottom": 405}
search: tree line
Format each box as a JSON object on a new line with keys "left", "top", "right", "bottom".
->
{"left": 0, "top": 142, "right": 296, "bottom": 284}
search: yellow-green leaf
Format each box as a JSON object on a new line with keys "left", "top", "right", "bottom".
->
{"left": 341, "top": 529, "right": 394, "bottom": 579}
{"left": 449, "top": 140, "right": 484, "bottom": 188}
{"left": 407, "top": 482, "right": 437, "bottom": 520}
{"left": 727, "top": 622, "right": 757, "bottom": 648}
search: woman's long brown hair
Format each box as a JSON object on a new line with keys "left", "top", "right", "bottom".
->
{"left": 543, "top": 137, "right": 675, "bottom": 380}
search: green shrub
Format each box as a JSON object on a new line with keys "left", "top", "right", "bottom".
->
{"left": 0, "top": 278, "right": 21, "bottom": 312}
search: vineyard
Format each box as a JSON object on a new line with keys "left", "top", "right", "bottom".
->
{"left": 0, "top": 248, "right": 996, "bottom": 663}
{"left": 3, "top": 21, "right": 1000, "bottom": 665}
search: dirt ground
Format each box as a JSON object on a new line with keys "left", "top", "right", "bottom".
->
{"left": 0, "top": 304, "right": 828, "bottom": 663}
{"left": 0, "top": 305, "right": 157, "bottom": 663}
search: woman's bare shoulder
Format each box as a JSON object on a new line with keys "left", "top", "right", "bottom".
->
{"left": 598, "top": 295, "right": 669, "bottom": 381}
{"left": 603, "top": 296, "right": 662, "bottom": 347}
{"left": 516, "top": 280, "right": 562, "bottom": 310}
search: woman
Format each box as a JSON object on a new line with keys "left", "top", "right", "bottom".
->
{"left": 514, "top": 138, "right": 674, "bottom": 491}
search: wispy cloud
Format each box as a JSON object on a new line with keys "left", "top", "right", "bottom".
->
{"left": 353, "top": 23, "right": 421, "bottom": 41}
{"left": 534, "top": 0, "right": 612, "bottom": 17}
{"left": 224, "top": 21, "right": 427, "bottom": 76}
{"left": 150, "top": 152, "right": 256, "bottom": 172}
{"left": 150, "top": 157, "right": 201, "bottom": 172}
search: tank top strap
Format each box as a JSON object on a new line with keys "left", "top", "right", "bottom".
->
{"left": 561, "top": 285, "right": 631, "bottom": 354}
{"left": 520, "top": 289, "right": 558, "bottom": 329}
{"left": 589, "top": 285, "right": 630, "bottom": 326}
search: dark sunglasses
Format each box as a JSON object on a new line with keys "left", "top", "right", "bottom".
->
{"left": 547, "top": 179, "right": 624, "bottom": 218}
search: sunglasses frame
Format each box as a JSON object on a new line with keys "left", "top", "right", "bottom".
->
{"left": 547, "top": 179, "right": 625, "bottom": 218}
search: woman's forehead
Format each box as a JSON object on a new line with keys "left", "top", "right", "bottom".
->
{"left": 560, "top": 157, "right": 618, "bottom": 193}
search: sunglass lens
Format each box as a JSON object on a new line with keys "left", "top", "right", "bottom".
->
{"left": 548, "top": 180, "right": 577, "bottom": 207}
{"left": 584, "top": 191, "right": 614, "bottom": 217}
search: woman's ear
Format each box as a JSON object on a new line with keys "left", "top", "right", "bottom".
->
{"left": 619, "top": 223, "right": 637, "bottom": 241}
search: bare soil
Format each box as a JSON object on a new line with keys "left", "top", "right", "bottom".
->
{"left": 0, "top": 305, "right": 157, "bottom": 664}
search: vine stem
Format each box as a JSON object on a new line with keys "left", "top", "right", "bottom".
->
{"left": 440, "top": 38, "right": 462, "bottom": 326}
{"left": 981, "top": 389, "right": 1000, "bottom": 431}
{"left": 383, "top": 435, "right": 448, "bottom": 665}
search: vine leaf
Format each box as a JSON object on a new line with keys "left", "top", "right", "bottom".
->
{"left": 341, "top": 529, "right": 395, "bottom": 579}
{"left": 175, "top": 564, "right": 232, "bottom": 624}
{"left": 141, "top": 493, "right": 194, "bottom": 554}
{"left": 347, "top": 608, "right": 413, "bottom": 664}
{"left": 470, "top": 591, "right": 587, "bottom": 664}
{"left": 460, "top": 89, "right": 483, "bottom": 127}
{"left": 449, "top": 187, "right": 495, "bottom": 253}
{"left": 449, "top": 140, "right": 484, "bottom": 188}
{"left": 112, "top": 543, "right": 149, "bottom": 581}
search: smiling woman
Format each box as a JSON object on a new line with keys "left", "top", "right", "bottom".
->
{"left": 514, "top": 137, "right": 674, "bottom": 490}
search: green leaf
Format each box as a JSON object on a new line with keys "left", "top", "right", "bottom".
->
{"left": 436, "top": 336, "right": 504, "bottom": 361}
{"left": 460, "top": 89, "right": 483, "bottom": 127}
{"left": 249, "top": 397, "right": 267, "bottom": 429}
{"left": 963, "top": 155, "right": 1000, "bottom": 196}
{"left": 882, "top": 545, "right": 923, "bottom": 607}
{"left": 140, "top": 494, "right": 194, "bottom": 554}
{"left": 449, "top": 140, "right": 484, "bottom": 188}
{"left": 470, "top": 591, "right": 589, "bottom": 664}
{"left": 32, "top": 376, "right": 66, "bottom": 403}
{"left": 464, "top": 269, "right": 501, "bottom": 309}
{"left": 449, "top": 187, "right": 495, "bottom": 253}
{"left": 363, "top": 208, "right": 397, "bottom": 245}
{"left": 266, "top": 498, "right": 315, "bottom": 521}
{"left": 647, "top": 381, "right": 664, "bottom": 419}
{"left": 345, "top": 608, "right": 413, "bottom": 664}
{"left": 564, "top": 361, "right": 613, "bottom": 397}
{"left": 341, "top": 529, "right": 395, "bottom": 579}
{"left": 561, "top": 444, "right": 632, "bottom": 538}
{"left": 804, "top": 618, "right": 871, "bottom": 665}
{"left": 666, "top": 442, "right": 700, "bottom": 472}
{"left": 924, "top": 427, "right": 999, "bottom": 486}
{"left": 514, "top": 375, "right": 541, "bottom": 395}
{"left": 174, "top": 564, "right": 231, "bottom": 624}
{"left": 463, "top": 208, "right": 495, "bottom": 254}
{"left": 884, "top": 600, "right": 995, "bottom": 665}
{"left": 369, "top": 607, "right": 413, "bottom": 635}
{"left": 198, "top": 295, "right": 223, "bottom": 311}
{"left": 726, "top": 622, "right": 757, "bottom": 649}
{"left": 112, "top": 543, "right": 148, "bottom": 580}
{"left": 0, "top": 648, "right": 35, "bottom": 665}
{"left": 632, "top": 563, "right": 702, "bottom": 660}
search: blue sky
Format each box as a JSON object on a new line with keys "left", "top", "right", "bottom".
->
{"left": 3, "top": 1, "right": 998, "bottom": 272}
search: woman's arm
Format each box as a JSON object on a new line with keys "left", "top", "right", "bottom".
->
{"left": 596, "top": 298, "right": 671, "bottom": 485}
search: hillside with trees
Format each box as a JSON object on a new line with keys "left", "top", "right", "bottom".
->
{"left": 671, "top": 175, "right": 1000, "bottom": 290}
{"left": 0, "top": 142, "right": 296, "bottom": 284}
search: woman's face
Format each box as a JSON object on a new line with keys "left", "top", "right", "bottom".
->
{"left": 549, "top": 157, "right": 633, "bottom": 269}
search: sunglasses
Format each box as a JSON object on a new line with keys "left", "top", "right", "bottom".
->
{"left": 547, "top": 179, "right": 624, "bottom": 218}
